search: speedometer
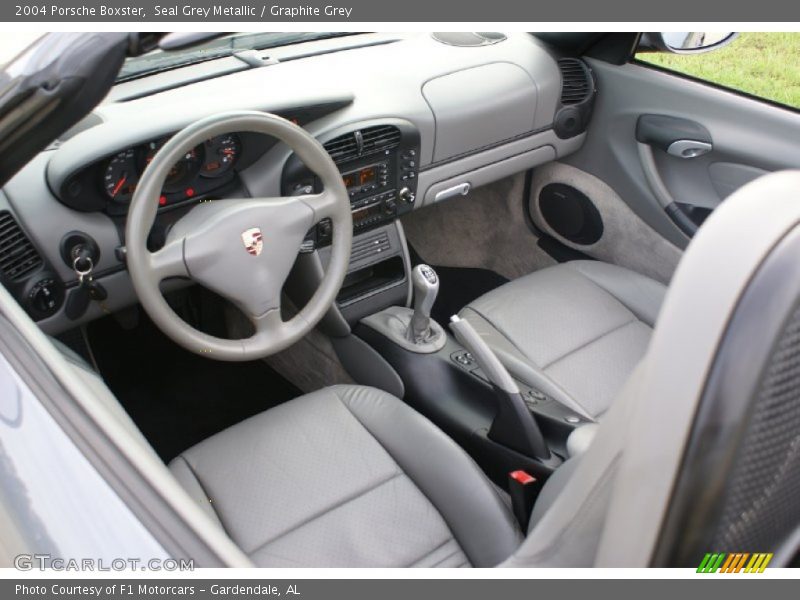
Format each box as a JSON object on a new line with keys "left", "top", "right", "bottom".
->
{"left": 201, "top": 134, "right": 241, "bottom": 178}
{"left": 104, "top": 149, "right": 140, "bottom": 203}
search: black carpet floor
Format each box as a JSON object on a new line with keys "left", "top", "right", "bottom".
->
{"left": 87, "top": 311, "right": 300, "bottom": 462}
{"left": 428, "top": 265, "right": 509, "bottom": 325}
{"left": 407, "top": 245, "right": 509, "bottom": 325}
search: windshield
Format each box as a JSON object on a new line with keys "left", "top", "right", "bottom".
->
{"left": 118, "top": 32, "right": 355, "bottom": 81}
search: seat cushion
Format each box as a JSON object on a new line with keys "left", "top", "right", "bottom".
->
{"left": 169, "top": 385, "right": 522, "bottom": 567}
{"left": 459, "top": 261, "right": 666, "bottom": 420}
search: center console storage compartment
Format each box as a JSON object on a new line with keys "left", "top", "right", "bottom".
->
{"left": 337, "top": 256, "right": 405, "bottom": 304}
{"left": 316, "top": 221, "right": 412, "bottom": 325}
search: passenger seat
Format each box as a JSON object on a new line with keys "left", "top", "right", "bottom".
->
{"left": 458, "top": 261, "right": 666, "bottom": 420}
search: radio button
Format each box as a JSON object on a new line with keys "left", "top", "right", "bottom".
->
{"left": 398, "top": 187, "right": 415, "bottom": 204}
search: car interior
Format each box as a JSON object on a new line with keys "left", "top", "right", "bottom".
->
{"left": 1, "top": 31, "right": 800, "bottom": 568}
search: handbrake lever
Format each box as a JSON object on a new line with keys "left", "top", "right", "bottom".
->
{"left": 450, "top": 315, "right": 550, "bottom": 460}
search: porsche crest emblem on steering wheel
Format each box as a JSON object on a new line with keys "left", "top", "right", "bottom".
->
{"left": 241, "top": 227, "right": 264, "bottom": 256}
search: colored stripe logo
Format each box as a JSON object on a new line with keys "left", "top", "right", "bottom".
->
{"left": 697, "top": 552, "right": 773, "bottom": 573}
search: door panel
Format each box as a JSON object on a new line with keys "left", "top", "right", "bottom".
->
{"left": 708, "top": 162, "right": 769, "bottom": 200}
{"left": 529, "top": 161, "right": 683, "bottom": 284}
{"left": 561, "top": 59, "right": 800, "bottom": 251}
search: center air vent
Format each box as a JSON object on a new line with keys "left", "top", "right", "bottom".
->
{"left": 361, "top": 125, "right": 401, "bottom": 152}
{"left": 558, "top": 58, "right": 592, "bottom": 105}
{"left": 323, "top": 132, "right": 360, "bottom": 163}
{"left": 0, "top": 210, "right": 43, "bottom": 281}
{"left": 323, "top": 125, "right": 402, "bottom": 164}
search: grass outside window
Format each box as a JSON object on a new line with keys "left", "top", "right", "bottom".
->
{"left": 636, "top": 32, "right": 800, "bottom": 110}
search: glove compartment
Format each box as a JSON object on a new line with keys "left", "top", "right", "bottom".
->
{"left": 422, "top": 62, "right": 538, "bottom": 163}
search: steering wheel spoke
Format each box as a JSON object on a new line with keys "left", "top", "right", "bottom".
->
{"left": 251, "top": 304, "right": 284, "bottom": 334}
{"left": 149, "top": 238, "right": 188, "bottom": 281}
{"left": 299, "top": 190, "right": 339, "bottom": 222}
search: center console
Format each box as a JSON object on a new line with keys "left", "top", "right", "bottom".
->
{"left": 355, "top": 271, "right": 587, "bottom": 491}
{"left": 281, "top": 123, "right": 580, "bottom": 500}
{"left": 278, "top": 118, "right": 591, "bottom": 515}
{"left": 282, "top": 121, "right": 421, "bottom": 328}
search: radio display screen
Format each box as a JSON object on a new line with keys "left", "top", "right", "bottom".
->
{"left": 343, "top": 165, "right": 378, "bottom": 191}
{"left": 358, "top": 167, "right": 376, "bottom": 186}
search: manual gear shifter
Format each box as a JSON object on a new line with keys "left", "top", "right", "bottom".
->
{"left": 359, "top": 264, "right": 446, "bottom": 354}
{"left": 407, "top": 264, "right": 439, "bottom": 343}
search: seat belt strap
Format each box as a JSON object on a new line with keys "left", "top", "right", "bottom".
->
{"left": 508, "top": 470, "right": 541, "bottom": 531}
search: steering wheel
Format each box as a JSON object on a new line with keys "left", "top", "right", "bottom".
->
{"left": 125, "top": 111, "right": 352, "bottom": 361}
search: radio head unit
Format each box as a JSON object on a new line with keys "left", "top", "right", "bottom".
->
{"left": 282, "top": 121, "right": 421, "bottom": 246}
{"left": 342, "top": 164, "right": 380, "bottom": 193}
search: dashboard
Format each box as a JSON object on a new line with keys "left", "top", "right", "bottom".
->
{"left": 0, "top": 32, "right": 593, "bottom": 333}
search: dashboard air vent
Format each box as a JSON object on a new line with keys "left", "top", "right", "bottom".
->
{"left": 323, "top": 132, "right": 360, "bottom": 163}
{"left": 323, "top": 125, "right": 402, "bottom": 164}
{"left": 558, "top": 58, "right": 592, "bottom": 105}
{"left": 360, "top": 125, "right": 401, "bottom": 153}
{"left": 0, "top": 210, "right": 42, "bottom": 281}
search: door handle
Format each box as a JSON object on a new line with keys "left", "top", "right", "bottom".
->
{"left": 635, "top": 114, "right": 715, "bottom": 238}
{"left": 666, "top": 139, "right": 713, "bottom": 159}
{"left": 636, "top": 114, "right": 713, "bottom": 156}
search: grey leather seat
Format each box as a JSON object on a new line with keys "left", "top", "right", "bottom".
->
{"left": 168, "top": 384, "right": 522, "bottom": 567}
{"left": 459, "top": 260, "right": 667, "bottom": 420}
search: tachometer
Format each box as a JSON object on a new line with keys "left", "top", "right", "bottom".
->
{"left": 201, "top": 134, "right": 241, "bottom": 178}
{"left": 104, "top": 149, "right": 140, "bottom": 203}
{"left": 144, "top": 139, "right": 204, "bottom": 193}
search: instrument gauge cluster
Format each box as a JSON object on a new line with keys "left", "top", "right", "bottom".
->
{"left": 55, "top": 104, "right": 352, "bottom": 215}
{"left": 100, "top": 133, "right": 243, "bottom": 212}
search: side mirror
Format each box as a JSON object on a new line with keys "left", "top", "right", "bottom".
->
{"left": 639, "top": 32, "right": 738, "bottom": 55}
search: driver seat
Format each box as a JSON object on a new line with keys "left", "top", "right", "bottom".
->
{"left": 169, "top": 384, "right": 522, "bottom": 567}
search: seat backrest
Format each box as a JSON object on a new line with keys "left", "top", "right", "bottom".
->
{"left": 506, "top": 170, "right": 800, "bottom": 568}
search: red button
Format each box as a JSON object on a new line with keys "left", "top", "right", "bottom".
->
{"left": 510, "top": 470, "right": 536, "bottom": 485}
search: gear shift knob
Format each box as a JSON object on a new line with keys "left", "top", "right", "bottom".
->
{"left": 408, "top": 264, "right": 439, "bottom": 343}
